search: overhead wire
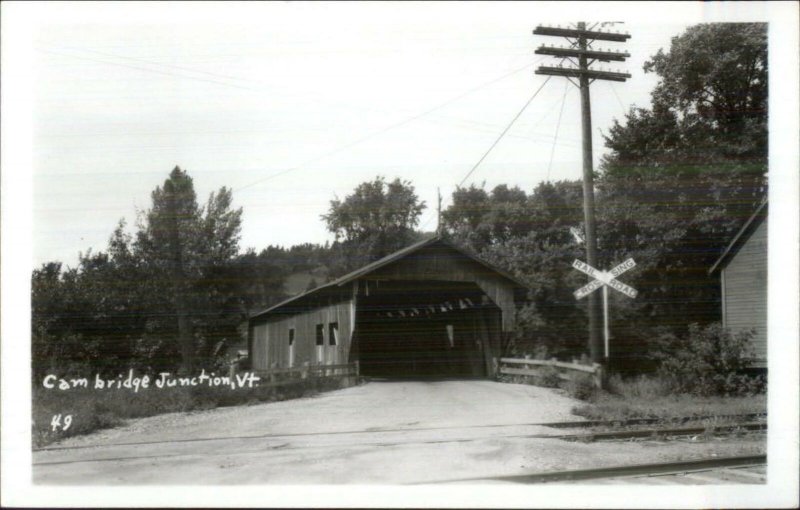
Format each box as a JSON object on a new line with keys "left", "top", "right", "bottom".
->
{"left": 422, "top": 74, "right": 554, "bottom": 233}
{"left": 40, "top": 42, "right": 557, "bottom": 236}
{"left": 40, "top": 45, "right": 537, "bottom": 125}
{"left": 608, "top": 81, "right": 628, "bottom": 114}
{"left": 233, "top": 59, "right": 544, "bottom": 192}
{"left": 546, "top": 79, "right": 570, "bottom": 182}
{"left": 456, "top": 75, "right": 552, "bottom": 188}
{"left": 36, "top": 48, "right": 263, "bottom": 94}
{"left": 40, "top": 45, "right": 554, "bottom": 191}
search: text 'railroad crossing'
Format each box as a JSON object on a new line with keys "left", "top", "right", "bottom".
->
{"left": 572, "top": 258, "right": 638, "bottom": 300}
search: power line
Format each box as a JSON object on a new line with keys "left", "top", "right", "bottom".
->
{"left": 234, "top": 60, "right": 543, "bottom": 192}
{"left": 49, "top": 45, "right": 262, "bottom": 83}
{"left": 534, "top": 22, "right": 632, "bottom": 366}
{"left": 608, "top": 81, "right": 628, "bottom": 114}
{"left": 40, "top": 45, "right": 548, "bottom": 192}
{"left": 36, "top": 48, "right": 263, "bottom": 94}
{"left": 546, "top": 79, "right": 570, "bottom": 181}
{"left": 457, "top": 75, "right": 552, "bottom": 188}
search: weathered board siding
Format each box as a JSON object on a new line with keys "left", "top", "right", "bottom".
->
{"left": 366, "top": 244, "right": 517, "bottom": 332}
{"left": 251, "top": 297, "right": 354, "bottom": 371}
{"left": 722, "top": 217, "right": 767, "bottom": 366}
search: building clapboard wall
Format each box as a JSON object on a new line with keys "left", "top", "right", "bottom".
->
{"left": 248, "top": 237, "right": 526, "bottom": 376}
{"left": 711, "top": 201, "right": 768, "bottom": 368}
{"left": 251, "top": 298, "right": 353, "bottom": 370}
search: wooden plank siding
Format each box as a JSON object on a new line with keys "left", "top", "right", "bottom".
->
{"left": 365, "top": 243, "right": 517, "bottom": 332}
{"left": 248, "top": 238, "right": 525, "bottom": 377}
{"left": 721, "top": 216, "right": 767, "bottom": 366}
{"left": 251, "top": 297, "right": 354, "bottom": 371}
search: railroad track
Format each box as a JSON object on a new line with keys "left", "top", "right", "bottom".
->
{"left": 541, "top": 412, "right": 767, "bottom": 429}
{"left": 33, "top": 421, "right": 766, "bottom": 461}
{"left": 445, "top": 454, "right": 767, "bottom": 485}
{"left": 552, "top": 422, "right": 766, "bottom": 442}
{"left": 33, "top": 412, "right": 766, "bottom": 472}
{"left": 35, "top": 412, "right": 766, "bottom": 452}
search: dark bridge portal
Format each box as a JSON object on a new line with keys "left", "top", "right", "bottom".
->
{"left": 356, "top": 280, "right": 501, "bottom": 378}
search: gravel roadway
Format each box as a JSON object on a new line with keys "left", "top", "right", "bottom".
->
{"left": 32, "top": 379, "right": 765, "bottom": 485}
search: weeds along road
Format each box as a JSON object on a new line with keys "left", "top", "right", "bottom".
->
{"left": 32, "top": 380, "right": 765, "bottom": 485}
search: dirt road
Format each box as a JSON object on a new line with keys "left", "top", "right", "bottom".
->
{"left": 32, "top": 379, "right": 764, "bottom": 484}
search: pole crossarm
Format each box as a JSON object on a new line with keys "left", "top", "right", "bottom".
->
{"left": 535, "top": 66, "right": 631, "bottom": 82}
{"left": 534, "top": 21, "right": 632, "bottom": 364}
{"left": 533, "top": 26, "right": 631, "bottom": 42}
{"left": 535, "top": 46, "right": 630, "bottom": 62}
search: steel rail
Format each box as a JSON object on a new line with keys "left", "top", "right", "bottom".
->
{"left": 421, "top": 454, "right": 767, "bottom": 484}
{"left": 541, "top": 412, "right": 767, "bottom": 429}
{"left": 33, "top": 423, "right": 767, "bottom": 467}
{"left": 34, "top": 412, "right": 767, "bottom": 452}
{"left": 553, "top": 422, "right": 766, "bottom": 441}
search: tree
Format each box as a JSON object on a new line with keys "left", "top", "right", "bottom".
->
{"left": 322, "top": 176, "right": 426, "bottom": 273}
{"left": 133, "top": 167, "right": 201, "bottom": 374}
{"left": 604, "top": 23, "right": 766, "bottom": 170}
{"left": 131, "top": 166, "right": 245, "bottom": 373}
{"left": 595, "top": 23, "right": 768, "bottom": 371}
{"left": 31, "top": 167, "right": 286, "bottom": 378}
{"left": 645, "top": 23, "right": 766, "bottom": 156}
{"left": 31, "top": 237, "right": 149, "bottom": 378}
{"left": 442, "top": 183, "right": 533, "bottom": 254}
{"left": 441, "top": 181, "right": 588, "bottom": 358}
{"left": 602, "top": 23, "right": 767, "bottom": 207}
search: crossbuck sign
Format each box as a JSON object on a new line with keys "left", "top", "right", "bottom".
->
{"left": 572, "top": 258, "right": 638, "bottom": 300}
{"left": 572, "top": 257, "right": 638, "bottom": 359}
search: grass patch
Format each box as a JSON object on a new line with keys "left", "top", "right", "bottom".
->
{"left": 33, "top": 375, "right": 358, "bottom": 448}
{"left": 571, "top": 374, "right": 766, "bottom": 422}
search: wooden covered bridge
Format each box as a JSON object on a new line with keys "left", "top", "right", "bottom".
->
{"left": 248, "top": 237, "right": 527, "bottom": 378}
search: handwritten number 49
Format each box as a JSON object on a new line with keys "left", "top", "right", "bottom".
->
{"left": 50, "top": 414, "right": 72, "bottom": 432}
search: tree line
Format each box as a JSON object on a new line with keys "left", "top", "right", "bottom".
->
{"left": 32, "top": 23, "right": 766, "bottom": 378}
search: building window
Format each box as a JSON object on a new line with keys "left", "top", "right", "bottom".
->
{"left": 288, "top": 328, "right": 295, "bottom": 367}
{"left": 329, "top": 322, "right": 338, "bottom": 346}
{"left": 316, "top": 324, "right": 324, "bottom": 346}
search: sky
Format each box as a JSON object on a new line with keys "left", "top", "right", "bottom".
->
{"left": 20, "top": 2, "right": 764, "bottom": 268}
{"left": 28, "top": 3, "right": 700, "bottom": 268}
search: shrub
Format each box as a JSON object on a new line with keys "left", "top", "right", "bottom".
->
{"left": 606, "top": 373, "right": 672, "bottom": 399}
{"left": 651, "top": 323, "right": 763, "bottom": 396}
{"left": 564, "top": 373, "right": 598, "bottom": 401}
{"left": 535, "top": 366, "right": 563, "bottom": 388}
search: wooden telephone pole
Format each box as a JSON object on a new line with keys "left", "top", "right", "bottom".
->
{"left": 436, "top": 187, "right": 443, "bottom": 236}
{"left": 533, "top": 22, "right": 631, "bottom": 364}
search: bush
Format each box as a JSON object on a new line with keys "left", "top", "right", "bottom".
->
{"left": 606, "top": 373, "right": 672, "bottom": 399}
{"left": 564, "top": 373, "right": 598, "bottom": 401}
{"left": 651, "top": 322, "right": 764, "bottom": 396}
{"left": 535, "top": 366, "right": 563, "bottom": 388}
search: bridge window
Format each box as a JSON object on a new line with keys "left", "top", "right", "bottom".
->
{"left": 315, "top": 324, "right": 324, "bottom": 346}
{"left": 329, "top": 322, "right": 338, "bottom": 346}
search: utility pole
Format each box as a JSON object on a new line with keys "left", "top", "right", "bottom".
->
{"left": 533, "top": 22, "right": 631, "bottom": 364}
{"left": 436, "top": 187, "right": 443, "bottom": 236}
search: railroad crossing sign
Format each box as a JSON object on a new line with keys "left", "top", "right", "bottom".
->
{"left": 572, "top": 257, "right": 638, "bottom": 359}
{"left": 572, "top": 258, "right": 638, "bottom": 299}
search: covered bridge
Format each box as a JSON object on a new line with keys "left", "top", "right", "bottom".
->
{"left": 248, "top": 237, "right": 527, "bottom": 378}
{"left": 709, "top": 199, "right": 768, "bottom": 369}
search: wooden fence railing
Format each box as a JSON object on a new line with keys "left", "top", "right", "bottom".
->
{"left": 252, "top": 361, "right": 360, "bottom": 385}
{"left": 498, "top": 357, "right": 603, "bottom": 389}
